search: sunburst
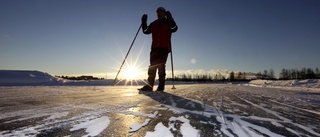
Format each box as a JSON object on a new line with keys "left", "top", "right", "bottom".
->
{"left": 112, "top": 38, "right": 149, "bottom": 86}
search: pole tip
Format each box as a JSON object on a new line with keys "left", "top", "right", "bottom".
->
{"left": 171, "top": 86, "right": 176, "bottom": 90}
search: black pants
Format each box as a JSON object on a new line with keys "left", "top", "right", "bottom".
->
{"left": 147, "top": 48, "right": 170, "bottom": 89}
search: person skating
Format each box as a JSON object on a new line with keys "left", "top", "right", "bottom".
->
{"left": 139, "top": 7, "right": 178, "bottom": 91}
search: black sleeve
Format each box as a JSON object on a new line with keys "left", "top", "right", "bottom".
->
{"left": 168, "top": 19, "right": 178, "bottom": 33}
{"left": 142, "top": 22, "right": 152, "bottom": 34}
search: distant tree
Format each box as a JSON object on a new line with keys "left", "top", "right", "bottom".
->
{"left": 280, "top": 69, "right": 289, "bottom": 80}
{"left": 290, "top": 69, "right": 297, "bottom": 79}
{"left": 237, "top": 72, "right": 242, "bottom": 80}
{"left": 182, "top": 74, "right": 188, "bottom": 81}
{"left": 306, "top": 68, "right": 315, "bottom": 79}
{"left": 208, "top": 74, "right": 213, "bottom": 82}
{"left": 229, "top": 71, "right": 235, "bottom": 81}
{"left": 256, "top": 71, "right": 262, "bottom": 79}
{"left": 263, "top": 70, "right": 268, "bottom": 79}
{"left": 221, "top": 76, "right": 226, "bottom": 81}
{"left": 268, "top": 69, "right": 275, "bottom": 79}
{"left": 201, "top": 74, "right": 207, "bottom": 82}
{"left": 214, "top": 74, "right": 218, "bottom": 81}
{"left": 300, "top": 68, "right": 307, "bottom": 79}
{"left": 279, "top": 67, "right": 320, "bottom": 80}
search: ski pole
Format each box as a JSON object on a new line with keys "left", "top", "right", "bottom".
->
{"left": 170, "top": 44, "right": 176, "bottom": 89}
{"left": 112, "top": 24, "right": 142, "bottom": 86}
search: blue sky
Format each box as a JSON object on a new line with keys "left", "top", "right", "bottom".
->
{"left": 1, "top": 0, "right": 319, "bottom": 79}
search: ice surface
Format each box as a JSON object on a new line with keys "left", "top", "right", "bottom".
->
{"left": 0, "top": 72, "right": 319, "bottom": 136}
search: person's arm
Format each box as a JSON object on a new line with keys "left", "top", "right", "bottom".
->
{"left": 141, "top": 14, "right": 152, "bottom": 34}
{"left": 166, "top": 11, "right": 178, "bottom": 33}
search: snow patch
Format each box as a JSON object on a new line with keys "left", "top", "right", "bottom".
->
{"left": 129, "top": 119, "right": 151, "bottom": 132}
{"left": 70, "top": 116, "right": 110, "bottom": 137}
{"left": 145, "top": 122, "right": 173, "bottom": 137}
{"left": 170, "top": 116, "right": 200, "bottom": 137}
{"left": 44, "top": 112, "right": 69, "bottom": 121}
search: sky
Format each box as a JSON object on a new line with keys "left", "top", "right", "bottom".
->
{"left": 1, "top": 0, "right": 320, "bottom": 79}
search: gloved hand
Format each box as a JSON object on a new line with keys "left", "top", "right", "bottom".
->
{"left": 141, "top": 14, "right": 148, "bottom": 23}
{"left": 165, "top": 11, "right": 173, "bottom": 20}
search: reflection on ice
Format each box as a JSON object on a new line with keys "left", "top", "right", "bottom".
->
{"left": 123, "top": 88, "right": 138, "bottom": 97}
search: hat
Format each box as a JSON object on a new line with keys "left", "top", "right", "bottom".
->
{"left": 157, "top": 7, "right": 166, "bottom": 12}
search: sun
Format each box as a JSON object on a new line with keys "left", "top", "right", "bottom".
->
{"left": 123, "top": 65, "right": 143, "bottom": 80}
{"left": 111, "top": 39, "right": 149, "bottom": 86}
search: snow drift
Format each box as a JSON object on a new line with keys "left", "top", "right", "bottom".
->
{"left": 0, "top": 70, "right": 60, "bottom": 86}
{"left": 0, "top": 70, "right": 119, "bottom": 86}
{"left": 0, "top": 70, "right": 148, "bottom": 86}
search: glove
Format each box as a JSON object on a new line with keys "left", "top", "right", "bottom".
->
{"left": 141, "top": 14, "right": 148, "bottom": 23}
{"left": 165, "top": 11, "right": 173, "bottom": 20}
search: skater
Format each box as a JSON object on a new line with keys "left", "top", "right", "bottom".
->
{"left": 139, "top": 7, "right": 178, "bottom": 91}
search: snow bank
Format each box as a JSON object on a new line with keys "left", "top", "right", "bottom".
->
{"left": 0, "top": 70, "right": 114, "bottom": 86}
{"left": 249, "top": 79, "right": 320, "bottom": 89}
{"left": 0, "top": 70, "right": 60, "bottom": 86}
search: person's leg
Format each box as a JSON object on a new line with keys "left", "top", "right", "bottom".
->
{"left": 156, "top": 49, "right": 169, "bottom": 91}
{"left": 140, "top": 48, "right": 169, "bottom": 91}
{"left": 146, "top": 65, "right": 156, "bottom": 88}
{"left": 139, "top": 49, "right": 158, "bottom": 91}
{"left": 157, "top": 64, "right": 166, "bottom": 91}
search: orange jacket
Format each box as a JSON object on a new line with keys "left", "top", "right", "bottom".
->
{"left": 143, "top": 19, "right": 178, "bottom": 49}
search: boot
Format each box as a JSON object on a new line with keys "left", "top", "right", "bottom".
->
{"left": 139, "top": 76, "right": 154, "bottom": 91}
{"left": 138, "top": 85, "right": 153, "bottom": 91}
{"left": 139, "top": 66, "right": 156, "bottom": 91}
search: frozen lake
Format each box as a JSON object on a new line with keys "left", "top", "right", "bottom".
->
{"left": 0, "top": 84, "right": 319, "bottom": 137}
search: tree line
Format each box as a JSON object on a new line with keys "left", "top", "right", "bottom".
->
{"left": 55, "top": 75, "right": 104, "bottom": 80}
{"left": 167, "top": 67, "right": 320, "bottom": 83}
{"left": 279, "top": 68, "right": 320, "bottom": 80}
{"left": 256, "top": 68, "right": 320, "bottom": 80}
{"left": 167, "top": 71, "right": 251, "bottom": 83}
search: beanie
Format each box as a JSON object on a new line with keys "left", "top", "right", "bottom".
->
{"left": 157, "top": 7, "right": 166, "bottom": 12}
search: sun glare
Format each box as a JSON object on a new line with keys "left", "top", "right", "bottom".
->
{"left": 112, "top": 38, "right": 149, "bottom": 86}
{"left": 123, "top": 65, "right": 142, "bottom": 80}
